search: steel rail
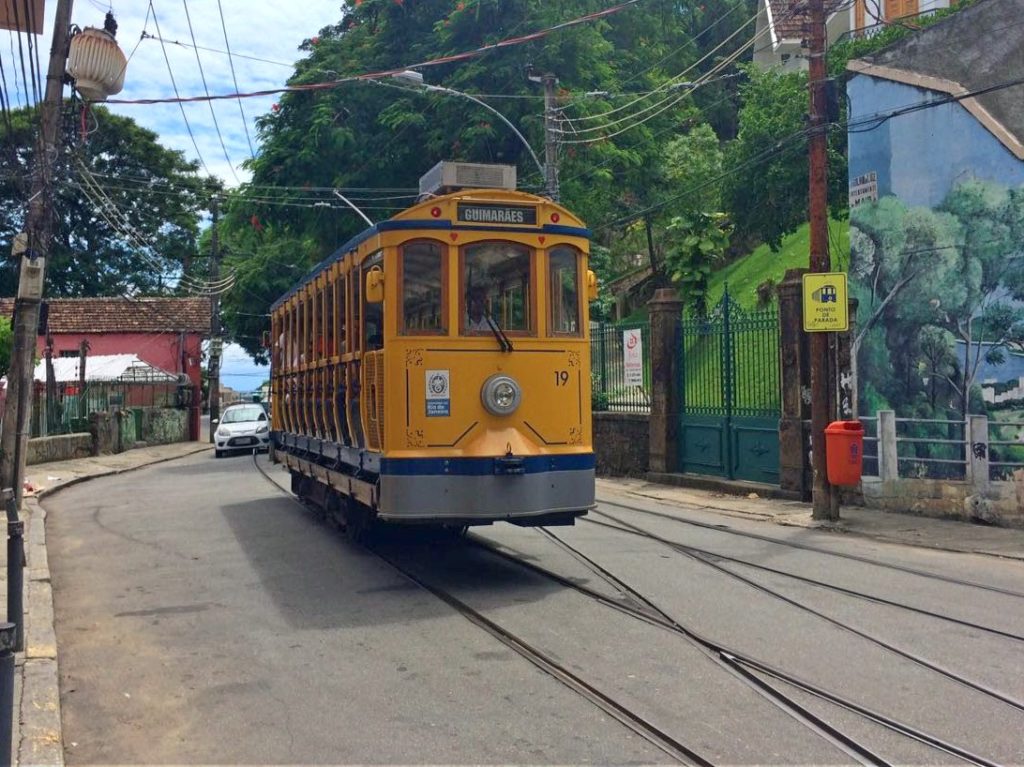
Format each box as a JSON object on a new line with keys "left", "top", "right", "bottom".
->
{"left": 596, "top": 498, "right": 1024, "bottom": 598}
{"left": 587, "top": 510, "right": 1024, "bottom": 714}
{"left": 250, "top": 454, "right": 711, "bottom": 766}
{"left": 569, "top": 517, "right": 1024, "bottom": 643}
{"left": 468, "top": 533, "right": 996, "bottom": 767}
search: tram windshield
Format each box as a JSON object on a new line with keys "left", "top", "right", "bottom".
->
{"left": 462, "top": 242, "right": 532, "bottom": 335}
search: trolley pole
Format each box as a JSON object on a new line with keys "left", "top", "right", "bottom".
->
{"left": 208, "top": 198, "right": 221, "bottom": 442}
{"left": 807, "top": 0, "right": 837, "bottom": 520}
{"left": 542, "top": 73, "right": 560, "bottom": 202}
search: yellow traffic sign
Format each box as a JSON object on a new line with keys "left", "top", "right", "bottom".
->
{"left": 802, "top": 272, "right": 848, "bottom": 332}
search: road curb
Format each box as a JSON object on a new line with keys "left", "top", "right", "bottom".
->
{"left": 17, "top": 443, "right": 210, "bottom": 766}
{"left": 19, "top": 501, "right": 62, "bottom": 767}
{"left": 31, "top": 443, "right": 212, "bottom": 501}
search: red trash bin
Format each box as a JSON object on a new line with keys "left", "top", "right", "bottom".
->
{"left": 825, "top": 420, "right": 864, "bottom": 486}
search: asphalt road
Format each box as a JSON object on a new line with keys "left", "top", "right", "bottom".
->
{"left": 44, "top": 451, "right": 1024, "bottom": 765}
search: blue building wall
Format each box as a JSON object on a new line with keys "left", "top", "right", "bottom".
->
{"left": 847, "top": 76, "right": 1024, "bottom": 208}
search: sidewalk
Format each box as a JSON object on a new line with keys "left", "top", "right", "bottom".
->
{"left": 6, "top": 444, "right": 1023, "bottom": 765}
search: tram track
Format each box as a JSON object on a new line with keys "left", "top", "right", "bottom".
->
{"left": 251, "top": 454, "right": 712, "bottom": 766}
{"left": 597, "top": 497, "right": 1024, "bottom": 599}
{"left": 584, "top": 509, "right": 1024, "bottom": 715}
{"left": 468, "top": 529, "right": 1000, "bottom": 767}
{"left": 253, "top": 454, "right": 1003, "bottom": 766}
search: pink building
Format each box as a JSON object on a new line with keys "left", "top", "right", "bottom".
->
{"left": 0, "top": 297, "right": 211, "bottom": 438}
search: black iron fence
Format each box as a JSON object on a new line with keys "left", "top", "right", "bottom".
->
{"left": 590, "top": 321, "right": 651, "bottom": 413}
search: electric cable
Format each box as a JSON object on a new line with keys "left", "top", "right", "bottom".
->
{"left": 106, "top": 0, "right": 650, "bottom": 106}
{"left": 557, "top": 6, "right": 764, "bottom": 126}
{"left": 73, "top": 160, "right": 237, "bottom": 294}
{"left": 215, "top": 0, "right": 255, "bottom": 159}
{"left": 147, "top": 0, "right": 213, "bottom": 177}
{"left": 181, "top": 0, "right": 240, "bottom": 183}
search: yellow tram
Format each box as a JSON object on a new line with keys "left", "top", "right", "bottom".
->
{"left": 269, "top": 163, "right": 597, "bottom": 534}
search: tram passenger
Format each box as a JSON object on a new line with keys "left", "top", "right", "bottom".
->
{"left": 466, "top": 287, "right": 493, "bottom": 331}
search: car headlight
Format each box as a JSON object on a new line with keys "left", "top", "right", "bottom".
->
{"left": 481, "top": 374, "right": 522, "bottom": 416}
{"left": 256, "top": 425, "right": 269, "bottom": 434}
{"left": 216, "top": 427, "right": 230, "bottom": 438}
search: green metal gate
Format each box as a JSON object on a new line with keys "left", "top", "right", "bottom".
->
{"left": 678, "top": 289, "right": 781, "bottom": 484}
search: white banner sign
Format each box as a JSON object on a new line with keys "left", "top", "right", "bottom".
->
{"left": 623, "top": 329, "right": 644, "bottom": 386}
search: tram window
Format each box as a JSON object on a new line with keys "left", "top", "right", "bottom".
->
{"left": 362, "top": 252, "right": 384, "bottom": 351}
{"left": 305, "top": 293, "right": 314, "bottom": 363}
{"left": 324, "top": 285, "right": 335, "bottom": 357}
{"left": 462, "top": 242, "right": 532, "bottom": 334}
{"left": 334, "top": 275, "right": 346, "bottom": 355}
{"left": 549, "top": 247, "right": 581, "bottom": 336}
{"left": 295, "top": 301, "right": 305, "bottom": 366}
{"left": 401, "top": 241, "right": 446, "bottom": 334}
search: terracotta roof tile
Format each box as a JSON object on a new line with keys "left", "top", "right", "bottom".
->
{"left": 0, "top": 297, "right": 212, "bottom": 334}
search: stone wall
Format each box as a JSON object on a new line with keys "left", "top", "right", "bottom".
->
{"left": 594, "top": 412, "right": 649, "bottom": 476}
{"left": 862, "top": 475, "right": 1024, "bottom": 528}
{"left": 26, "top": 433, "right": 93, "bottom": 465}
{"left": 139, "top": 408, "right": 188, "bottom": 445}
{"left": 90, "top": 408, "right": 190, "bottom": 454}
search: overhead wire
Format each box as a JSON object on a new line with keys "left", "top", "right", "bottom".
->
{"left": 215, "top": 0, "right": 255, "bottom": 159}
{"left": 180, "top": 0, "right": 240, "bottom": 184}
{"left": 105, "top": 0, "right": 650, "bottom": 106}
{"left": 556, "top": 24, "right": 775, "bottom": 146}
{"left": 558, "top": 6, "right": 763, "bottom": 127}
{"left": 73, "top": 157, "right": 237, "bottom": 294}
{"left": 147, "top": 0, "right": 213, "bottom": 177}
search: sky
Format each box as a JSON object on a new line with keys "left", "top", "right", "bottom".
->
{"left": 19, "top": 1, "right": 348, "bottom": 392}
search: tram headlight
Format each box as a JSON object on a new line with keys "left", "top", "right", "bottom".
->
{"left": 481, "top": 374, "right": 522, "bottom": 416}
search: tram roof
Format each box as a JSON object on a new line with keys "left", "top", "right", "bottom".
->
{"left": 270, "top": 189, "right": 588, "bottom": 312}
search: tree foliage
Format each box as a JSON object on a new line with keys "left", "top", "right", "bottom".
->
{"left": 0, "top": 107, "right": 215, "bottom": 297}
{"left": 724, "top": 64, "right": 847, "bottom": 253}
{"left": 219, "top": 0, "right": 757, "bottom": 354}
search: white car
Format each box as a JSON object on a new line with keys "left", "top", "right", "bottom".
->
{"left": 214, "top": 403, "right": 270, "bottom": 458}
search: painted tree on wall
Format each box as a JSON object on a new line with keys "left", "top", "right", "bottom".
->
{"left": 851, "top": 181, "right": 1024, "bottom": 418}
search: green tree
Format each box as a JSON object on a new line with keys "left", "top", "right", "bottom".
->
{"left": 664, "top": 210, "right": 731, "bottom": 315}
{"left": 0, "top": 107, "right": 216, "bottom": 297}
{"left": 221, "top": 0, "right": 754, "bottom": 343}
{"left": 724, "top": 64, "right": 847, "bottom": 252}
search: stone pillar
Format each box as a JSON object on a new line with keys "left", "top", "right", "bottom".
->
{"left": 778, "top": 269, "right": 811, "bottom": 499}
{"left": 968, "top": 414, "right": 990, "bottom": 491}
{"left": 648, "top": 288, "right": 684, "bottom": 474}
{"left": 878, "top": 409, "right": 898, "bottom": 482}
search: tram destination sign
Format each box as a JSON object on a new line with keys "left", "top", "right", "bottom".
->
{"left": 457, "top": 203, "right": 537, "bottom": 226}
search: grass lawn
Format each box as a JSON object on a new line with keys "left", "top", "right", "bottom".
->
{"left": 707, "top": 218, "right": 849, "bottom": 310}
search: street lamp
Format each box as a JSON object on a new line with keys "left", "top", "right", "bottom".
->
{"left": 386, "top": 71, "right": 549, "bottom": 196}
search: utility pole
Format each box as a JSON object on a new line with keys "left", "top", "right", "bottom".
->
{"left": 807, "top": 0, "right": 837, "bottom": 520}
{"left": 542, "top": 73, "right": 560, "bottom": 202}
{"left": 208, "top": 197, "right": 221, "bottom": 442}
{"left": 0, "top": 0, "right": 74, "bottom": 510}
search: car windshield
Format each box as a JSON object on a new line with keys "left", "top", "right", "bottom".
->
{"left": 221, "top": 406, "right": 266, "bottom": 424}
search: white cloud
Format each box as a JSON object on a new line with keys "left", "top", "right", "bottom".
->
{"left": 55, "top": 1, "right": 346, "bottom": 187}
